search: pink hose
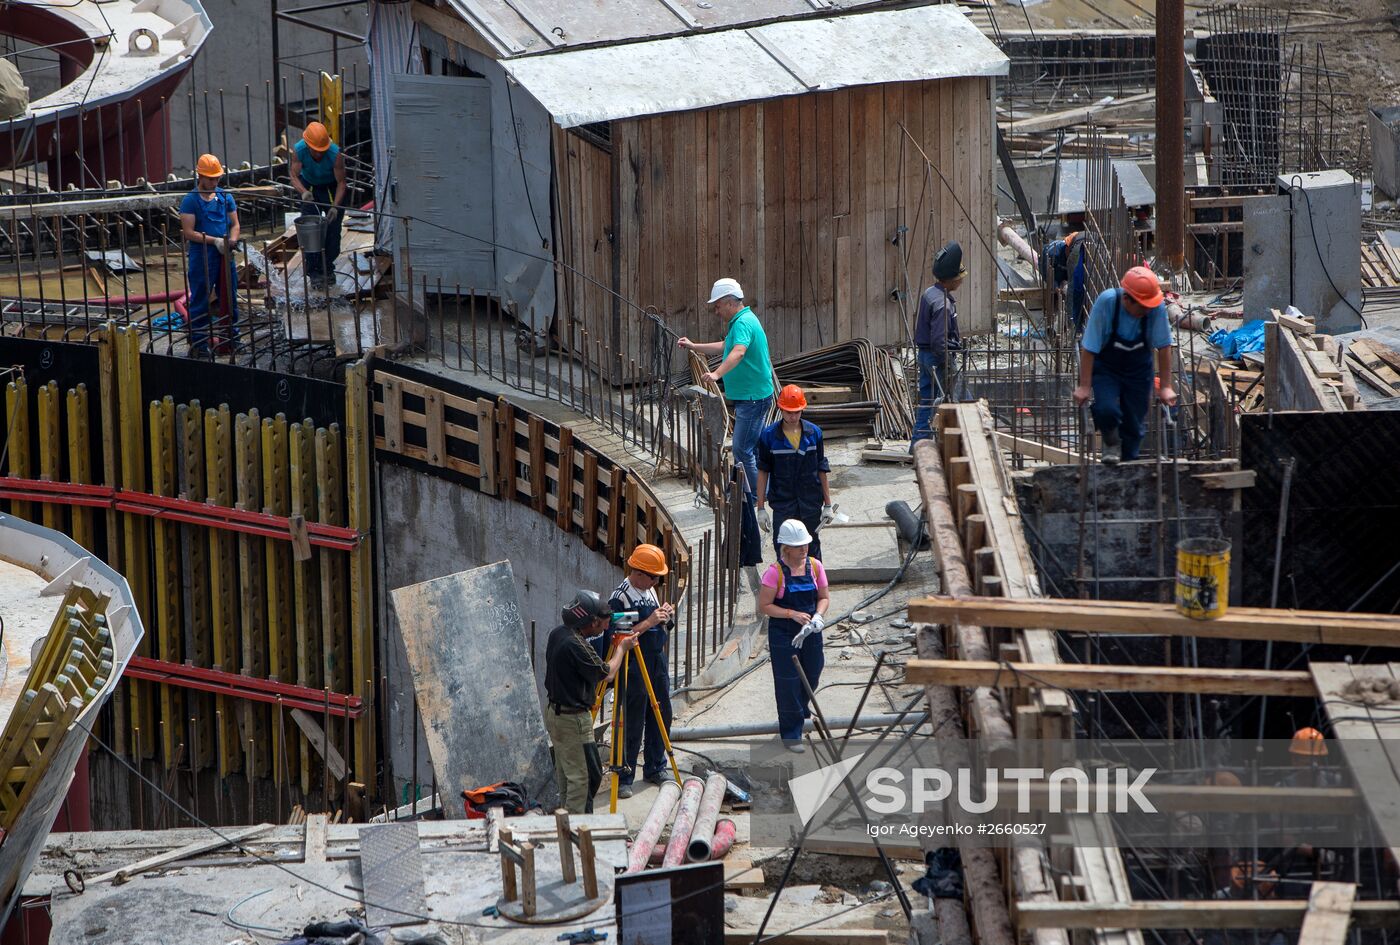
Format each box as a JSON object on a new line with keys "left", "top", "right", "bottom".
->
{"left": 80, "top": 289, "right": 187, "bottom": 307}
{"left": 709, "top": 818, "right": 736, "bottom": 860}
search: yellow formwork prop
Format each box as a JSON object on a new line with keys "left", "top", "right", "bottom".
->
{"left": 319, "top": 72, "right": 343, "bottom": 146}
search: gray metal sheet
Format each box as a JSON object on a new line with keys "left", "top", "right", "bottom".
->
{"left": 1049, "top": 159, "right": 1089, "bottom": 215}
{"left": 389, "top": 561, "right": 555, "bottom": 816}
{"left": 390, "top": 73, "right": 496, "bottom": 292}
{"left": 502, "top": 5, "right": 1008, "bottom": 128}
{"left": 1112, "top": 160, "right": 1156, "bottom": 207}
{"left": 448, "top": 0, "right": 896, "bottom": 58}
{"left": 360, "top": 823, "right": 426, "bottom": 927}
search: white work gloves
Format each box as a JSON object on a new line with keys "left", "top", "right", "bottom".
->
{"left": 793, "top": 612, "right": 825, "bottom": 647}
{"left": 301, "top": 190, "right": 313, "bottom": 204}
{"left": 757, "top": 507, "right": 772, "bottom": 533}
{"left": 820, "top": 504, "right": 835, "bottom": 526}
{"left": 213, "top": 236, "right": 231, "bottom": 256}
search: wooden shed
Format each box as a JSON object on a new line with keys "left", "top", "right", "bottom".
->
{"left": 393, "top": 0, "right": 1008, "bottom": 375}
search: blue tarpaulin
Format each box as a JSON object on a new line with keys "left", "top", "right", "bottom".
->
{"left": 1209, "top": 320, "right": 1268, "bottom": 360}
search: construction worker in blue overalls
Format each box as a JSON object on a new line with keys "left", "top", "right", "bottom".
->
{"left": 755, "top": 384, "right": 833, "bottom": 561}
{"left": 601, "top": 543, "right": 676, "bottom": 799}
{"left": 758, "top": 520, "right": 831, "bottom": 752}
{"left": 1072, "top": 266, "right": 1178, "bottom": 466}
{"left": 179, "top": 154, "right": 240, "bottom": 356}
{"left": 290, "top": 121, "right": 347, "bottom": 285}
{"left": 1042, "top": 230, "right": 1095, "bottom": 333}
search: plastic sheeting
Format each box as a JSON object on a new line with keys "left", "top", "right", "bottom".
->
{"left": 0, "top": 60, "right": 28, "bottom": 121}
{"left": 1209, "top": 319, "right": 1268, "bottom": 359}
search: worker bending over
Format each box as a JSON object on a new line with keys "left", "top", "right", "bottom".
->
{"left": 755, "top": 384, "right": 832, "bottom": 561}
{"left": 179, "top": 154, "right": 240, "bottom": 356}
{"left": 1072, "top": 266, "right": 1177, "bottom": 466}
{"left": 290, "top": 121, "right": 347, "bottom": 286}
{"left": 604, "top": 544, "right": 676, "bottom": 798}
{"left": 911, "top": 242, "right": 965, "bottom": 446}
{"left": 543, "top": 590, "right": 637, "bottom": 813}
{"left": 677, "top": 278, "right": 775, "bottom": 493}
{"left": 758, "top": 520, "right": 831, "bottom": 752}
{"left": 1041, "top": 230, "right": 1095, "bottom": 332}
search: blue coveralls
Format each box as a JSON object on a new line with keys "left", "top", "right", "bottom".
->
{"left": 181, "top": 189, "right": 238, "bottom": 353}
{"left": 756, "top": 419, "right": 830, "bottom": 561}
{"left": 911, "top": 284, "right": 960, "bottom": 445}
{"left": 1090, "top": 290, "right": 1155, "bottom": 461}
{"left": 603, "top": 582, "right": 672, "bottom": 786}
{"left": 767, "top": 559, "right": 825, "bottom": 744}
{"left": 1044, "top": 237, "right": 1091, "bottom": 333}
{"left": 295, "top": 139, "right": 343, "bottom": 279}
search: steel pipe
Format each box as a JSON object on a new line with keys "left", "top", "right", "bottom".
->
{"left": 670, "top": 711, "right": 927, "bottom": 742}
{"left": 661, "top": 777, "right": 705, "bottom": 868}
{"left": 625, "top": 779, "right": 681, "bottom": 873}
{"left": 686, "top": 773, "right": 729, "bottom": 862}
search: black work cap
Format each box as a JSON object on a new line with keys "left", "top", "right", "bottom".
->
{"left": 933, "top": 241, "right": 967, "bottom": 281}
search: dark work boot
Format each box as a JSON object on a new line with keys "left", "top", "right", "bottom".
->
{"left": 1101, "top": 428, "right": 1122, "bottom": 467}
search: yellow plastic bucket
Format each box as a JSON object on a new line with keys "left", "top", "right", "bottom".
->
{"left": 1175, "top": 538, "right": 1231, "bottom": 620}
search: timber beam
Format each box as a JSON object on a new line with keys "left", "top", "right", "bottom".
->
{"left": 1014, "top": 900, "right": 1400, "bottom": 931}
{"left": 908, "top": 596, "right": 1400, "bottom": 648}
{"left": 903, "top": 659, "right": 1317, "bottom": 697}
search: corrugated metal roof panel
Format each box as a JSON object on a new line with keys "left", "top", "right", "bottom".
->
{"left": 444, "top": 0, "right": 897, "bottom": 59}
{"left": 502, "top": 5, "right": 1009, "bottom": 128}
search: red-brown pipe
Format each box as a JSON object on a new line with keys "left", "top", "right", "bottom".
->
{"left": 662, "top": 777, "right": 705, "bottom": 867}
{"left": 626, "top": 779, "right": 681, "bottom": 873}
{"left": 708, "top": 818, "right": 736, "bottom": 860}
{"left": 686, "top": 772, "right": 729, "bottom": 862}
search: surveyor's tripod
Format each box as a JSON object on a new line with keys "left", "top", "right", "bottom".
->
{"left": 591, "top": 634, "right": 682, "bottom": 813}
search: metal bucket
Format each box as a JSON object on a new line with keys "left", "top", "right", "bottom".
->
{"left": 1175, "top": 538, "right": 1231, "bottom": 620}
{"left": 295, "top": 213, "right": 326, "bottom": 254}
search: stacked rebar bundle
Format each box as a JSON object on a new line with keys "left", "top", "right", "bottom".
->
{"left": 771, "top": 339, "right": 913, "bottom": 439}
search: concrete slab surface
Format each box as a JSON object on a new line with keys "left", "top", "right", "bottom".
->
{"left": 816, "top": 522, "right": 903, "bottom": 584}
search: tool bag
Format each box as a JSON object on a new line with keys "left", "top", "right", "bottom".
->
{"left": 461, "top": 781, "right": 528, "bottom": 819}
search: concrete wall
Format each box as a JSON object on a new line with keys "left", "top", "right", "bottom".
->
{"left": 377, "top": 462, "right": 621, "bottom": 798}
{"left": 1014, "top": 459, "right": 1241, "bottom": 604}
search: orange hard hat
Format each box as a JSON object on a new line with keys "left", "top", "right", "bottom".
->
{"left": 1206, "top": 770, "right": 1242, "bottom": 788}
{"left": 195, "top": 153, "right": 223, "bottom": 178}
{"left": 1290, "top": 727, "right": 1329, "bottom": 756}
{"left": 777, "top": 384, "right": 807, "bottom": 411}
{"left": 627, "top": 543, "right": 668, "bottom": 576}
{"left": 1231, "top": 861, "right": 1276, "bottom": 896}
{"left": 1120, "top": 265, "right": 1164, "bottom": 308}
{"left": 303, "top": 121, "right": 332, "bottom": 152}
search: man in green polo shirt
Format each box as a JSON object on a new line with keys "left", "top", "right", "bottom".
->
{"left": 678, "top": 277, "right": 775, "bottom": 493}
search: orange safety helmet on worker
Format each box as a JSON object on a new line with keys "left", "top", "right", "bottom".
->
{"left": 1073, "top": 265, "right": 1176, "bottom": 466}
{"left": 1290, "top": 726, "right": 1329, "bottom": 757}
{"left": 755, "top": 385, "right": 832, "bottom": 560}
{"left": 603, "top": 544, "right": 677, "bottom": 795}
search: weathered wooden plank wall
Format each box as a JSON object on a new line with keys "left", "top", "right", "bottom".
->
{"left": 552, "top": 77, "right": 997, "bottom": 376}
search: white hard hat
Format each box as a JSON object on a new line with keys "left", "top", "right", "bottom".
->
{"left": 777, "top": 519, "right": 814, "bottom": 547}
{"left": 707, "top": 277, "right": 743, "bottom": 304}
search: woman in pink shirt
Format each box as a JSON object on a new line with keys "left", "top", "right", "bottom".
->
{"left": 757, "top": 519, "right": 831, "bottom": 752}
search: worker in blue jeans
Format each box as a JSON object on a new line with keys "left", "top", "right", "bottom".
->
{"left": 179, "top": 153, "right": 240, "bottom": 356}
{"left": 911, "top": 242, "right": 964, "bottom": 446}
{"left": 678, "top": 277, "right": 775, "bottom": 493}
{"left": 1072, "top": 266, "right": 1178, "bottom": 465}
